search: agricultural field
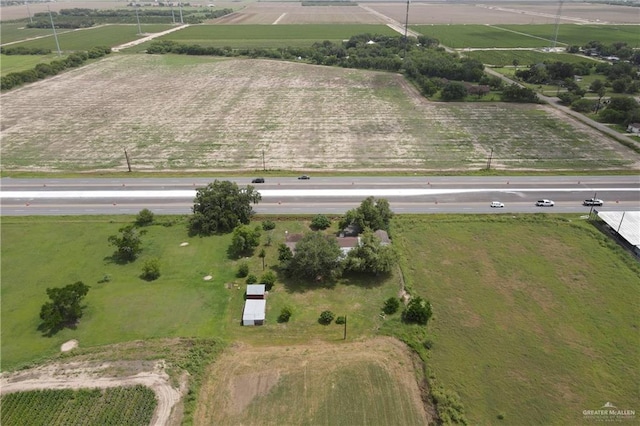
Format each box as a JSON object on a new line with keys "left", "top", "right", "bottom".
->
{"left": 411, "top": 24, "right": 640, "bottom": 49}
{"left": 194, "top": 337, "right": 431, "bottom": 425}
{"left": 2, "top": 54, "right": 637, "bottom": 173}
{"left": 391, "top": 215, "right": 640, "bottom": 424}
{"left": 3, "top": 24, "right": 174, "bottom": 52}
{"left": 148, "top": 24, "right": 398, "bottom": 49}
{"left": 464, "top": 49, "right": 598, "bottom": 67}
{"left": 0, "top": 386, "right": 156, "bottom": 425}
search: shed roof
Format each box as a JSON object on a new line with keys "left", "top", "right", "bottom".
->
{"left": 247, "top": 284, "right": 265, "bottom": 296}
{"left": 243, "top": 299, "right": 266, "bottom": 322}
{"left": 596, "top": 210, "right": 640, "bottom": 247}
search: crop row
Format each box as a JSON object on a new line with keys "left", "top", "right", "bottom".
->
{"left": 0, "top": 385, "right": 157, "bottom": 426}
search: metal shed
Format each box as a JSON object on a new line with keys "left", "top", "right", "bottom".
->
{"left": 595, "top": 210, "right": 640, "bottom": 256}
{"left": 243, "top": 299, "right": 266, "bottom": 326}
{"left": 246, "top": 284, "right": 266, "bottom": 299}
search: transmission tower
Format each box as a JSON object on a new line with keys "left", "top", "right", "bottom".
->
{"left": 551, "top": 0, "right": 564, "bottom": 50}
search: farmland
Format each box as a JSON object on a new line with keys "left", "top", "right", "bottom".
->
{"left": 2, "top": 54, "right": 637, "bottom": 173}
{"left": 0, "top": 386, "right": 156, "bottom": 425}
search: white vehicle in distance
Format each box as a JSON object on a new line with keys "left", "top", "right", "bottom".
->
{"left": 583, "top": 198, "right": 604, "bottom": 206}
{"left": 490, "top": 201, "right": 505, "bottom": 208}
{"left": 536, "top": 199, "right": 555, "bottom": 207}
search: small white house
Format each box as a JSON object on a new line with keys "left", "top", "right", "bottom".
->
{"left": 246, "top": 284, "right": 265, "bottom": 299}
{"left": 243, "top": 299, "right": 266, "bottom": 326}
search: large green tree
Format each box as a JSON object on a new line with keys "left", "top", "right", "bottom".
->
{"left": 344, "top": 229, "right": 398, "bottom": 274}
{"left": 402, "top": 296, "right": 432, "bottom": 325}
{"left": 39, "top": 281, "right": 90, "bottom": 335}
{"left": 228, "top": 225, "right": 262, "bottom": 258}
{"left": 339, "top": 196, "right": 393, "bottom": 233}
{"left": 285, "top": 232, "right": 343, "bottom": 282}
{"left": 189, "top": 180, "right": 261, "bottom": 236}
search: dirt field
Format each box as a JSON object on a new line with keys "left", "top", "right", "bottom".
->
{"left": 2, "top": 54, "right": 636, "bottom": 172}
{"left": 2, "top": 1, "right": 637, "bottom": 24}
{"left": 193, "top": 337, "right": 432, "bottom": 425}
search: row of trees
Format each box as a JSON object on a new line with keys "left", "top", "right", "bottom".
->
{"left": 1, "top": 46, "right": 111, "bottom": 91}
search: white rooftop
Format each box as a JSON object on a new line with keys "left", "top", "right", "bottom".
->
{"left": 243, "top": 299, "right": 266, "bottom": 322}
{"left": 246, "top": 284, "right": 265, "bottom": 296}
{"left": 596, "top": 210, "right": 640, "bottom": 247}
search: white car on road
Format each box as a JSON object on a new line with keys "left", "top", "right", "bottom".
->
{"left": 490, "top": 201, "right": 505, "bottom": 208}
{"left": 536, "top": 199, "right": 555, "bottom": 207}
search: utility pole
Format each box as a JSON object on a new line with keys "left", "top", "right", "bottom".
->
{"left": 124, "top": 149, "right": 132, "bottom": 172}
{"left": 588, "top": 192, "right": 597, "bottom": 218}
{"left": 402, "top": 0, "right": 410, "bottom": 60}
{"left": 25, "top": 1, "right": 33, "bottom": 24}
{"left": 135, "top": 6, "right": 142, "bottom": 35}
{"left": 343, "top": 315, "right": 347, "bottom": 340}
{"left": 486, "top": 148, "right": 493, "bottom": 170}
{"left": 179, "top": 1, "right": 184, "bottom": 24}
{"left": 47, "top": 6, "right": 61, "bottom": 57}
{"left": 262, "top": 149, "right": 266, "bottom": 171}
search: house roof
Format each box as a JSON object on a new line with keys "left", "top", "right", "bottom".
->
{"left": 243, "top": 299, "right": 266, "bottom": 321}
{"left": 628, "top": 123, "right": 640, "bottom": 129}
{"left": 336, "top": 236, "right": 359, "bottom": 248}
{"left": 596, "top": 210, "right": 640, "bottom": 247}
{"left": 246, "top": 284, "right": 265, "bottom": 296}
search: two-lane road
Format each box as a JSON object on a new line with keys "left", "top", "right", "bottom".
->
{"left": 1, "top": 176, "right": 638, "bottom": 216}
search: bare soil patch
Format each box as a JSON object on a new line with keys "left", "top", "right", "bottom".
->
{"left": 2, "top": 55, "right": 636, "bottom": 172}
{"left": 194, "top": 336, "right": 432, "bottom": 425}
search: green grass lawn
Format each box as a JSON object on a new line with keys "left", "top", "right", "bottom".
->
{"left": 392, "top": 214, "right": 640, "bottom": 424}
{"left": 499, "top": 24, "right": 640, "bottom": 47}
{"left": 0, "top": 215, "right": 401, "bottom": 370}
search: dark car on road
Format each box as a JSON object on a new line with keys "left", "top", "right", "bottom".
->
{"left": 298, "top": 175, "right": 310, "bottom": 180}
{"left": 251, "top": 178, "right": 265, "bottom": 184}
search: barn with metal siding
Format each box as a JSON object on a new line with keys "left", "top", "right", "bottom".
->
{"left": 246, "top": 284, "right": 266, "bottom": 300}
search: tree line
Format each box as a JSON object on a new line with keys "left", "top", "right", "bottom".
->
{"left": 0, "top": 46, "right": 111, "bottom": 91}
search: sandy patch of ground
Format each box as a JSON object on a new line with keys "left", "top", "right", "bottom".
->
{"left": 193, "top": 336, "right": 432, "bottom": 425}
{"left": 0, "top": 360, "right": 182, "bottom": 426}
{"left": 61, "top": 339, "right": 79, "bottom": 352}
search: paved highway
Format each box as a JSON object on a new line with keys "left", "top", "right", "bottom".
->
{"left": 1, "top": 176, "right": 638, "bottom": 216}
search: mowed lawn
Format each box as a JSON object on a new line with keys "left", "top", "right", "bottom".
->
{"left": 0, "top": 216, "right": 402, "bottom": 370}
{"left": 0, "top": 216, "right": 237, "bottom": 370}
{"left": 392, "top": 215, "right": 640, "bottom": 424}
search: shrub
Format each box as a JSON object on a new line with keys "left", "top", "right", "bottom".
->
{"left": 262, "top": 220, "right": 276, "bottom": 231}
{"left": 383, "top": 297, "right": 400, "bottom": 314}
{"left": 402, "top": 296, "right": 433, "bottom": 325}
{"left": 278, "top": 306, "right": 292, "bottom": 323}
{"left": 335, "top": 316, "right": 346, "bottom": 324}
{"left": 140, "top": 258, "right": 160, "bottom": 281}
{"left": 135, "top": 208, "right": 155, "bottom": 226}
{"left": 318, "top": 310, "right": 334, "bottom": 325}
{"left": 260, "top": 271, "right": 277, "bottom": 291}
{"left": 237, "top": 262, "right": 249, "bottom": 278}
{"left": 246, "top": 274, "right": 257, "bottom": 284}
{"left": 310, "top": 214, "right": 331, "bottom": 230}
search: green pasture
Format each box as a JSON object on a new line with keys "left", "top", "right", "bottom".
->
{"left": 499, "top": 24, "right": 640, "bottom": 47}
{"left": 6, "top": 24, "right": 174, "bottom": 52}
{"left": 0, "top": 215, "right": 401, "bottom": 370}
{"left": 465, "top": 49, "right": 597, "bottom": 67}
{"left": 0, "top": 53, "right": 65, "bottom": 76}
{"left": 392, "top": 215, "right": 640, "bottom": 424}
{"left": 412, "top": 24, "right": 640, "bottom": 49}
{"left": 151, "top": 24, "right": 398, "bottom": 49}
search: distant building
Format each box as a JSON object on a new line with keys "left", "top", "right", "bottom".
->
{"left": 627, "top": 123, "right": 640, "bottom": 134}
